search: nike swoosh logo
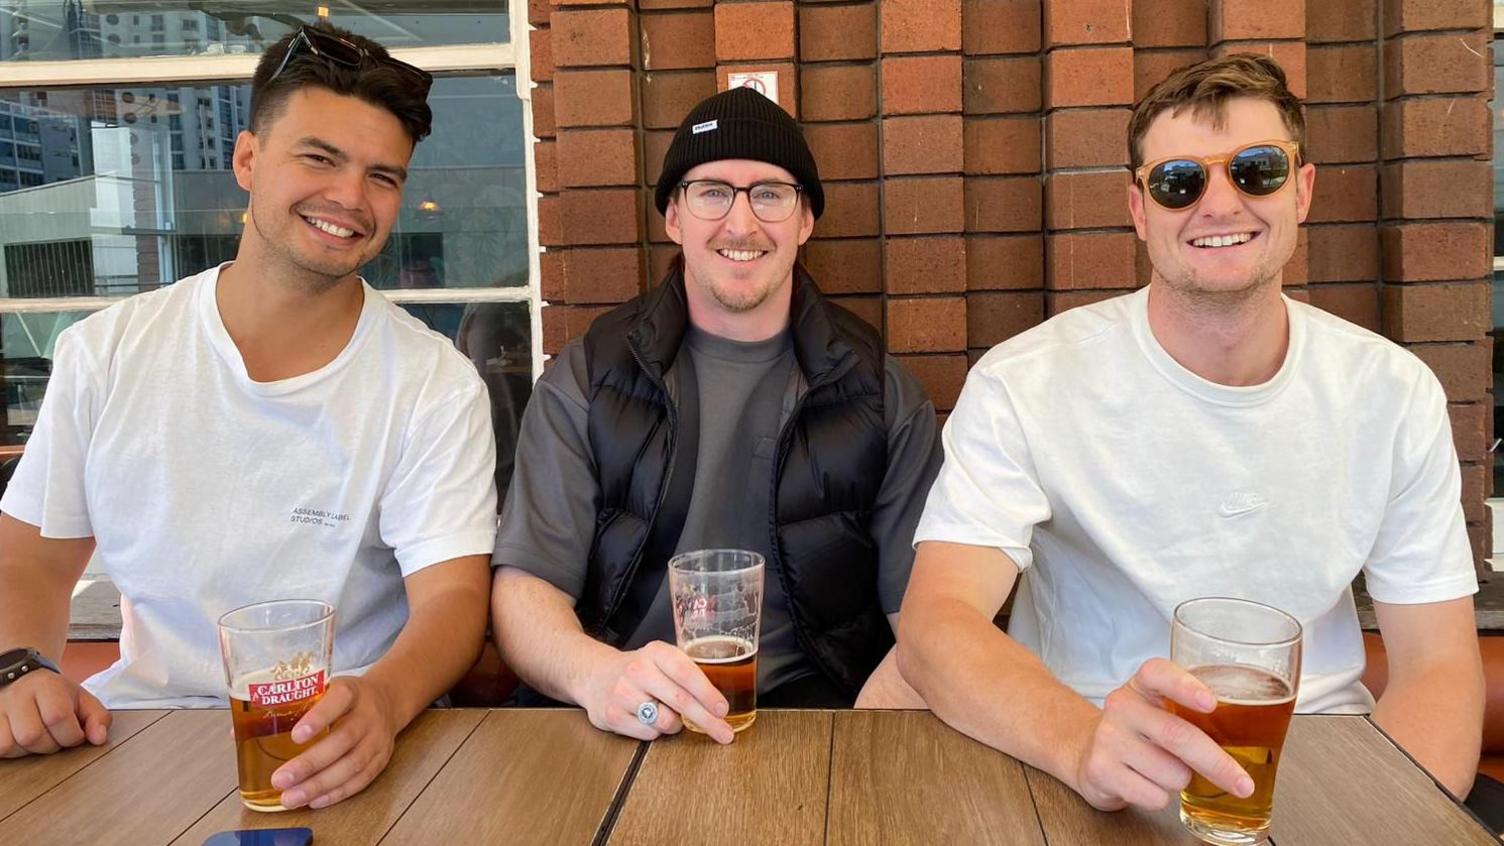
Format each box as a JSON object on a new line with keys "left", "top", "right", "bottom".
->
{"left": 1217, "top": 493, "right": 1268, "bottom": 518}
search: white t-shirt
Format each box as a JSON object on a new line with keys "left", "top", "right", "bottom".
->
{"left": 1, "top": 264, "right": 498, "bottom": 708}
{"left": 915, "top": 286, "right": 1477, "bottom": 714}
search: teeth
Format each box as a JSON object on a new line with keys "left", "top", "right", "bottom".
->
{"left": 306, "top": 216, "right": 355, "bottom": 238}
{"left": 717, "top": 249, "right": 762, "bottom": 262}
{"left": 1192, "top": 232, "right": 1253, "bottom": 249}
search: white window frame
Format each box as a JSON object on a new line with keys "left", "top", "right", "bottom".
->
{"left": 0, "top": 14, "right": 544, "bottom": 378}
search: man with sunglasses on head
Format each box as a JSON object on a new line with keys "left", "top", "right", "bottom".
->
{"left": 0, "top": 23, "right": 497, "bottom": 810}
{"left": 897, "top": 54, "right": 1484, "bottom": 813}
{"left": 490, "top": 87, "right": 942, "bottom": 742}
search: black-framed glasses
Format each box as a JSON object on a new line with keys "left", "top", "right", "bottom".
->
{"left": 1135, "top": 140, "right": 1301, "bottom": 211}
{"left": 270, "top": 25, "right": 434, "bottom": 96}
{"left": 678, "top": 180, "right": 803, "bottom": 223}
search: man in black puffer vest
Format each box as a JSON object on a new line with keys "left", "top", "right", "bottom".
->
{"left": 490, "top": 87, "right": 943, "bottom": 743}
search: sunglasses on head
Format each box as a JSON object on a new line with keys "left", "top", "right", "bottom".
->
{"left": 270, "top": 25, "right": 433, "bottom": 96}
{"left": 1135, "top": 140, "right": 1301, "bottom": 211}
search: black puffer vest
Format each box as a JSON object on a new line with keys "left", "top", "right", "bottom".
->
{"left": 576, "top": 265, "right": 891, "bottom": 698}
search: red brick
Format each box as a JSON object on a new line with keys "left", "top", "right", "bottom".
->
{"left": 554, "top": 0, "right": 631, "bottom": 5}
{"left": 554, "top": 69, "right": 636, "bottom": 128}
{"left": 1044, "top": 0, "right": 1130, "bottom": 46}
{"left": 813, "top": 182, "right": 882, "bottom": 237}
{"left": 552, "top": 8, "right": 635, "bottom": 68}
{"left": 1381, "top": 96, "right": 1490, "bottom": 159}
{"left": 804, "top": 122, "right": 880, "bottom": 180}
{"left": 1307, "top": 225, "right": 1380, "bottom": 283}
{"left": 883, "top": 55, "right": 964, "bottom": 115}
{"left": 716, "top": 64, "right": 798, "bottom": 116}
{"left": 530, "top": 28, "right": 554, "bottom": 83}
{"left": 1045, "top": 170, "right": 1133, "bottom": 230}
{"left": 1382, "top": 0, "right": 1490, "bottom": 36}
{"left": 1305, "top": 283, "right": 1381, "bottom": 332}
{"left": 557, "top": 128, "right": 638, "bottom": 188}
{"left": 644, "top": 186, "right": 670, "bottom": 243}
{"left": 897, "top": 354, "right": 970, "bottom": 410}
{"left": 715, "top": 2, "right": 796, "bottom": 62}
{"left": 1381, "top": 281, "right": 1491, "bottom": 342}
{"left": 1046, "top": 231, "right": 1139, "bottom": 289}
{"left": 641, "top": 71, "right": 717, "bottom": 130}
{"left": 882, "top": 0, "right": 963, "bottom": 54}
{"left": 1305, "top": 165, "right": 1378, "bottom": 224}
{"left": 964, "top": 117, "right": 1042, "bottom": 175}
{"left": 964, "top": 57, "right": 1043, "bottom": 115}
{"left": 967, "top": 291, "right": 1044, "bottom": 346}
{"left": 965, "top": 177, "right": 1043, "bottom": 232}
{"left": 963, "top": 0, "right": 1042, "bottom": 55}
{"left": 1210, "top": 41, "right": 1306, "bottom": 98}
{"left": 1046, "top": 289, "right": 1131, "bottom": 315}
{"left": 639, "top": 0, "right": 712, "bottom": 8}
{"left": 800, "top": 239, "right": 883, "bottom": 294}
{"left": 639, "top": 11, "right": 717, "bottom": 70}
{"left": 538, "top": 195, "right": 563, "bottom": 247}
{"left": 886, "top": 177, "right": 966, "bottom": 234}
{"left": 1044, "top": 47, "right": 1135, "bottom": 108}
{"left": 1281, "top": 229, "right": 1309, "bottom": 286}
{"left": 888, "top": 296, "right": 968, "bottom": 352}
{"left": 1045, "top": 108, "right": 1131, "bottom": 168}
{"left": 1135, "top": 49, "right": 1210, "bottom": 102}
{"left": 1306, "top": 44, "right": 1378, "bottom": 104}
{"left": 1133, "top": 0, "right": 1207, "bottom": 48}
{"left": 643, "top": 130, "right": 673, "bottom": 186}
{"left": 1449, "top": 401, "right": 1490, "bottom": 461}
{"left": 563, "top": 305, "right": 615, "bottom": 348}
{"left": 1412, "top": 343, "right": 1491, "bottom": 400}
{"left": 885, "top": 115, "right": 965, "bottom": 175}
{"left": 649, "top": 244, "right": 680, "bottom": 282}
{"left": 1381, "top": 222, "right": 1492, "bottom": 282}
{"left": 533, "top": 85, "right": 556, "bottom": 139}
{"left": 1209, "top": 0, "right": 1305, "bottom": 42}
{"left": 802, "top": 64, "right": 878, "bottom": 122}
{"left": 967, "top": 235, "right": 1045, "bottom": 289}
{"left": 800, "top": 4, "right": 878, "bottom": 62}
{"left": 1308, "top": 0, "right": 1375, "bottom": 43}
{"left": 1461, "top": 463, "right": 1486, "bottom": 523}
{"left": 560, "top": 188, "right": 640, "bottom": 246}
{"left": 540, "top": 249, "right": 566, "bottom": 301}
{"left": 542, "top": 306, "right": 566, "bottom": 353}
{"left": 1384, "top": 33, "right": 1491, "bottom": 99}
{"left": 886, "top": 237, "right": 968, "bottom": 293}
{"left": 562, "top": 246, "right": 644, "bottom": 304}
{"left": 1304, "top": 105, "right": 1377, "bottom": 164}
{"left": 528, "top": 0, "right": 550, "bottom": 28}
{"left": 1380, "top": 160, "right": 1493, "bottom": 221}
{"left": 535, "top": 141, "right": 559, "bottom": 194}
{"left": 831, "top": 296, "right": 884, "bottom": 333}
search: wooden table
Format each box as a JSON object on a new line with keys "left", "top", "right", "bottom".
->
{"left": 0, "top": 710, "right": 1490, "bottom": 845}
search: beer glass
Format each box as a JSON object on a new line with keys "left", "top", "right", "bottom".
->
{"left": 218, "top": 599, "right": 336, "bottom": 812}
{"left": 1169, "top": 597, "right": 1302, "bottom": 846}
{"left": 668, "top": 549, "right": 764, "bottom": 733}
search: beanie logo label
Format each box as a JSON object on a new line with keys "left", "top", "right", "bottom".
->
{"left": 691, "top": 120, "right": 718, "bottom": 134}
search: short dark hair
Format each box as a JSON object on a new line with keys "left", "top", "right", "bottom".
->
{"left": 1128, "top": 53, "right": 1304, "bottom": 171}
{"left": 249, "top": 22, "right": 433, "bottom": 145}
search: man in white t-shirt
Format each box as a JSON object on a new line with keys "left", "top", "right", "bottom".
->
{"left": 0, "top": 24, "right": 497, "bottom": 811}
{"left": 897, "top": 54, "right": 1485, "bottom": 812}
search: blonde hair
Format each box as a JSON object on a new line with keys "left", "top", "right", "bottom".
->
{"left": 1128, "top": 54, "right": 1304, "bottom": 170}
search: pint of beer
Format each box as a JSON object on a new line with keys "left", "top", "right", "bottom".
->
{"left": 218, "top": 600, "right": 336, "bottom": 812}
{"left": 1169, "top": 597, "right": 1302, "bottom": 846}
{"left": 668, "top": 550, "right": 764, "bottom": 733}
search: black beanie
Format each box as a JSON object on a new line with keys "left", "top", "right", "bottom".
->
{"left": 654, "top": 86, "right": 824, "bottom": 219}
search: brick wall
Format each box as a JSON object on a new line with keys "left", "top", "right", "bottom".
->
{"left": 530, "top": 0, "right": 1495, "bottom": 574}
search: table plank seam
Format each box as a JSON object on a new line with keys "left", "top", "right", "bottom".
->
{"left": 1359, "top": 714, "right": 1495, "bottom": 837}
{"left": 372, "top": 707, "right": 495, "bottom": 846}
{"left": 1018, "top": 765, "right": 1056, "bottom": 846}
{"left": 167, "top": 785, "right": 240, "bottom": 845}
{"left": 822, "top": 711, "right": 837, "bottom": 846}
{"left": 590, "top": 738, "right": 650, "bottom": 846}
{"left": 0, "top": 709, "right": 173, "bottom": 825}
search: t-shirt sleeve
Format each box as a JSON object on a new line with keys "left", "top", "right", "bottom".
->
{"left": 0, "top": 327, "right": 100, "bottom": 538}
{"left": 870, "top": 358, "right": 944, "bottom": 614}
{"left": 490, "top": 342, "right": 600, "bottom": 601}
{"left": 911, "top": 359, "right": 1049, "bottom": 571}
{"left": 379, "top": 376, "right": 500, "bottom": 576}
{"left": 1361, "top": 366, "right": 1478, "bottom": 604}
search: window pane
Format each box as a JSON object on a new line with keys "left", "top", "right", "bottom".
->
{"left": 0, "top": 310, "right": 92, "bottom": 447}
{"left": 1493, "top": 36, "right": 1503, "bottom": 493}
{"left": 0, "top": 4, "right": 509, "bottom": 62}
{"left": 0, "top": 73, "right": 527, "bottom": 298}
{"left": 399, "top": 301, "right": 533, "bottom": 500}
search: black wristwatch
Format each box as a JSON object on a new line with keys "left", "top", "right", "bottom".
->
{"left": 0, "top": 648, "right": 60, "bottom": 688}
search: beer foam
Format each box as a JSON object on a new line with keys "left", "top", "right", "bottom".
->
{"left": 684, "top": 635, "right": 757, "bottom": 664}
{"left": 1188, "top": 664, "right": 1295, "bottom": 706}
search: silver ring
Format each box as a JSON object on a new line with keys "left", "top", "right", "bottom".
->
{"left": 636, "top": 700, "right": 660, "bottom": 726}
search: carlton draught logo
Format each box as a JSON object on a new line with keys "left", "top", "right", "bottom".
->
{"left": 248, "top": 652, "right": 326, "bottom": 707}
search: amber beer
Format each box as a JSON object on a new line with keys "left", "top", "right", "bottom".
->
{"left": 1169, "top": 665, "right": 1297, "bottom": 838}
{"left": 685, "top": 635, "right": 758, "bottom": 733}
{"left": 230, "top": 668, "right": 330, "bottom": 812}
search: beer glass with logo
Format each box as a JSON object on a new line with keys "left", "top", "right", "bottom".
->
{"left": 218, "top": 599, "right": 335, "bottom": 812}
{"left": 668, "top": 549, "right": 764, "bottom": 733}
{"left": 1169, "top": 597, "right": 1302, "bottom": 846}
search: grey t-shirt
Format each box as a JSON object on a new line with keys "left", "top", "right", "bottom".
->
{"left": 494, "top": 324, "right": 942, "bottom": 694}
